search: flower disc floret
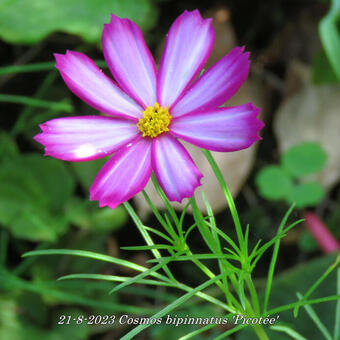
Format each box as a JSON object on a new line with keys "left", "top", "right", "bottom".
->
{"left": 137, "top": 102, "right": 172, "bottom": 138}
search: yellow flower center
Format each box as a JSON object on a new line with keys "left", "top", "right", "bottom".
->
{"left": 137, "top": 102, "right": 172, "bottom": 138}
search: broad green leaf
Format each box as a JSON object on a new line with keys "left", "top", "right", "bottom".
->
{"left": 0, "top": 297, "right": 22, "bottom": 340}
{"left": 298, "top": 231, "right": 318, "bottom": 253}
{"left": 255, "top": 165, "right": 293, "bottom": 200}
{"left": 0, "top": 0, "right": 158, "bottom": 44}
{"left": 281, "top": 142, "right": 327, "bottom": 178}
{"left": 319, "top": 0, "right": 340, "bottom": 80}
{"left": 66, "top": 198, "right": 127, "bottom": 232}
{"left": 287, "top": 182, "right": 325, "bottom": 208}
{"left": 0, "top": 132, "right": 19, "bottom": 160}
{"left": 0, "top": 154, "right": 75, "bottom": 241}
{"left": 50, "top": 308, "right": 89, "bottom": 340}
{"left": 71, "top": 159, "right": 106, "bottom": 192}
{"left": 312, "top": 50, "right": 339, "bottom": 84}
{"left": 15, "top": 154, "right": 75, "bottom": 213}
{"left": 0, "top": 296, "right": 89, "bottom": 340}
{"left": 88, "top": 205, "right": 127, "bottom": 231}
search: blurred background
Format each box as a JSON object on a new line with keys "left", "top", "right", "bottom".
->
{"left": 0, "top": 0, "right": 339, "bottom": 339}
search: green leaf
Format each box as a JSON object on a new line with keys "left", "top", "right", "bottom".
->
{"left": 0, "top": 296, "right": 89, "bottom": 340}
{"left": 237, "top": 254, "right": 339, "bottom": 340}
{"left": 0, "top": 132, "right": 19, "bottom": 160}
{"left": 282, "top": 142, "right": 327, "bottom": 178}
{"left": 312, "top": 50, "right": 339, "bottom": 84}
{"left": 255, "top": 165, "right": 293, "bottom": 200}
{"left": 0, "top": 0, "right": 158, "bottom": 44}
{"left": 71, "top": 159, "right": 106, "bottom": 192}
{"left": 297, "top": 293, "right": 333, "bottom": 340}
{"left": 298, "top": 231, "right": 318, "bottom": 253}
{"left": 270, "top": 324, "right": 308, "bottom": 340}
{"left": 0, "top": 154, "right": 75, "bottom": 241}
{"left": 319, "top": 0, "right": 340, "bottom": 81}
{"left": 89, "top": 206, "right": 127, "bottom": 231}
{"left": 16, "top": 154, "right": 75, "bottom": 213}
{"left": 287, "top": 182, "right": 325, "bottom": 208}
{"left": 67, "top": 198, "right": 127, "bottom": 232}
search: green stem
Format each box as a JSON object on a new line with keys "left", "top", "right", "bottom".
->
{"left": 253, "top": 324, "right": 270, "bottom": 340}
{"left": 202, "top": 150, "right": 244, "bottom": 253}
{"left": 0, "top": 60, "right": 107, "bottom": 75}
{"left": 10, "top": 71, "right": 58, "bottom": 137}
{"left": 187, "top": 249, "right": 242, "bottom": 312}
{"left": 0, "top": 94, "right": 73, "bottom": 112}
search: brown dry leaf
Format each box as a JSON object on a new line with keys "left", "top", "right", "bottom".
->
{"left": 274, "top": 62, "right": 340, "bottom": 190}
{"left": 134, "top": 7, "right": 265, "bottom": 214}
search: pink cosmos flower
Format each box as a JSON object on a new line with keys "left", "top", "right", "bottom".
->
{"left": 34, "top": 10, "right": 264, "bottom": 209}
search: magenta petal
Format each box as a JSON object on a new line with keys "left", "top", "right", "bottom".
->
{"left": 90, "top": 138, "right": 152, "bottom": 209}
{"left": 157, "top": 10, "right": 214, "bottom": 108}
{"left": 170, "top": 103, "right": 264, "bottom": 152}
{"left": 55, "top": 51, "right": 142, "bottom": 120}
{"left": 172, "top": 47, "right": 250, "bottom": 117}
{"left": 34, "top": 116, "right": 139, "bottom": 161}
{"left": 102, "top": 15, "right": 157, "bottom": 108}
{"left": 152, "top": 135, "right": 203, "bottom": 202}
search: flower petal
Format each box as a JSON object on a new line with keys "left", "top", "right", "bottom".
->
{"left": 171, "top": 47, "right": 250, "bottom": 117}
{"left": 34, "top": 116, "right": 139, "bottom": 161}
{"left": 152, "top": 135, "right": 202, "bottom": 202}
{"left": 157, "top": 10, "right": 214, "bottom": 108}
{"left": 55, "top": 51, "right": 142, "bottom": 120}
{"left": 90, "top": 138, "right": 152, "bottom": 209}
{"left": 102, "top": 15, "right": 157, "bottom": 108}
{"left": 170, "top": 103, "right": 264, "bottom": 151}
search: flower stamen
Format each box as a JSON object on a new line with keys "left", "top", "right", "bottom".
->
{"left": 137, "top": 102, "right": 172, "bottom": 138}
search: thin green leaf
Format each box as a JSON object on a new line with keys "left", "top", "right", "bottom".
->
{"left": 201, "top": 189, "right": 237, "bottom": 306}
{"left": 58, "top": 273, "right": 173, "bottom": 287}
{"left": 178, "top": 201, "right": 190, "bottom": 236}
{"left": 121, "top": 244, "right": 173, "bottom": 251}
{"left": 263, "top": 204, "right": 295, "bottom": 313}
{"left": 23, "top": 249, "right": 233, "bottom": 312}
{"left": 147, "top": 253, "right": 240, "bottom": 263}
{"left": 297, "top": 292, "right": 332, "bottom": 340}
{"left": 251, "top": 219, "right": 304, "bottom": 270}
{"left": 142, "top": 225, "right": 174, "bottom": 244}
{"left": 237, "top": 271, "right": 246, "bottom": 310}
{"left": 109, "top": 258, "right": 175, "bottom": 294}
{"left": 164, "top": 213, "right": 178, "bottom": 241}
{"left": 124, "top": 202, "right": 176, "bottom": 282}
{"left": 120, "top": 274, "right": 225, "bottom": 340}
{"left": 183, "top": 216, "right": 211, "bottom": 242}
{"left": 244, "top": 224, "right": 250, "bottom": 257}
{"left": 0, "top": 270, "right": 154, "bottom": 314}
{"left": 142, "top": 190, "right": 177, "bottom": 240}
{"left": 214, "top": 324, "right": 247, "bottom": 340}
{"left": 267, "top": 295, "right": 340, "bottom": 315}
{"left": 270, "top": 325, "right": 308, "bottom": 340}
{"left": 249, "top": 239, "right": 262, "bottom": 260}
{"left": 335, "top": 269, "right": 340, "bottom": 340}
{"left": 294, "top": 255, "right": 340, "bottom": 317}
{"left": 151, "top": 173, "right": 180, "bottom": 226}
{"left": 22, "top": 249, "right": 169, "bottom": 282}
{"left": 190, "top": 196, "right": 219, "bottom": 253}
{"left": 202, "top": 149, "right": 244, "bottom": 250}
{"left": 178, "top": 323, "right": 217, "bottom": 340}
